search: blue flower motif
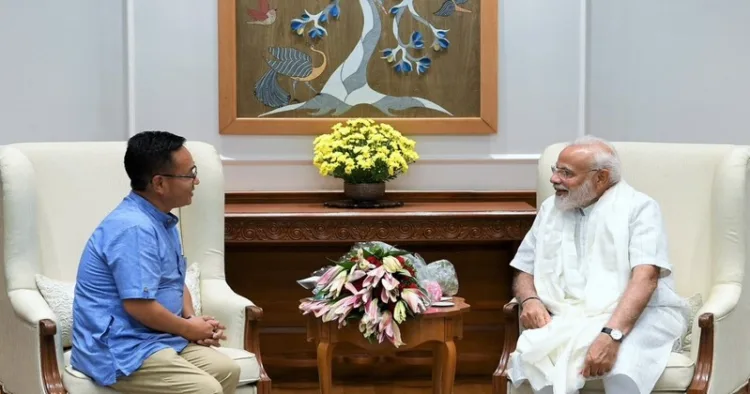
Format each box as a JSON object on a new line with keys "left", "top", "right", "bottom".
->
{"left": 300, "top": 12, "right": 311, "bottom": 20}
{"left": 410, "top": 31, "right": 424, "bottom": 49}
{"left": 330, "top": 4, "right": 340, "bottom": 18}
{"left": 381, "top": 48, "right": 396, "bottom": 63}
{"left": 309, "top": 27, "right": 326, "bottom": 40}
{"left": 435, "top": 29, "right": 448, "bottom": 39}
{"left": 394, "top": 60, "right": 413, "bottom": 74}
{"left": 389, "top": 6, "right": 402, "bottom": 15}
{"left": 291, "top": 19, "right": 306, "bottom": 35}
{"left": 432, "top": 37, "right": 450, "bottom": 51}
{"left": 416, "top": 57, "right": 432, "bottom": 74}
{"left": 319, "top": 12, "right": 328, "bottom": 23}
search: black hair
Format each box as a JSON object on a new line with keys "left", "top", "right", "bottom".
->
{"left": 124, "top": 131, "right": 186, "bottom": 191}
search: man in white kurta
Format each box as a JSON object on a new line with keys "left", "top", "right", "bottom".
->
{"left": 507, "top": 137, "right": 690, "bottom": 394}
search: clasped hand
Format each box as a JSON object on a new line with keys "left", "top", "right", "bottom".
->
{"left": 184, "top": 315, "right": 227, "bottom": 347}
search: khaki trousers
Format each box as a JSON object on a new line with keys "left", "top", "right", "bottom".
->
{"left": 110, "top": 344, "right": 241, "bottom": 394}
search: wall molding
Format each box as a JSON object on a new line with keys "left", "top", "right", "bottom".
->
{"left": 220, "top": 153, "right": 541, "bottom": 166}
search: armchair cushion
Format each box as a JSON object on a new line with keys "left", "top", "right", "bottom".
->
{"left": 35, "top": 274, "right": 75, "bottom": 347}
{"left": 184, "top": 262, "right": 203, "bottom": 316}
{"left": 62, "top": 346, "right": 260, "bottom": 392}
{"left": 582, "top": 352, "right": 695, "bottom": 392}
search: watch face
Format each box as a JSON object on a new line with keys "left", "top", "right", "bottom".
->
{"left": 611, "top": 329, "right": 623, "bottom": 341}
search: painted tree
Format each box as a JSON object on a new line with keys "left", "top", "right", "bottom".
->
{"left": 256, "top": 0, "right": 466, "bottom": 118}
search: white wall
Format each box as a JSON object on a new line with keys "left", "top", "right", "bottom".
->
{"left": 0, "top": 0, "right": 126, "bottom": 144}
{"left": 587, "top": 1, "right": 750, "bottom": 143}
{"left": 2, "top": 1, "right": 748, "bottom": 192}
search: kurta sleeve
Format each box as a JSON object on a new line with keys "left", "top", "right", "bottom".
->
{"left": 629, "top": 198, "right": 672, "bottom": 277}
{"left": 509, "top": 202, "right": 546, "bottom": 275}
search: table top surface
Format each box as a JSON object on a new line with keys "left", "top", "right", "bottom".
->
{"left": 226, "top": 201, "right": 536, "bottom": 218}
{"left": 422, "top": 296, "right": 470, "bottom": 318}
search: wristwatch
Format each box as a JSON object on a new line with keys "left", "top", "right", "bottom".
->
{"left": 601, "top": 327, "right": 624, "bottom": 342}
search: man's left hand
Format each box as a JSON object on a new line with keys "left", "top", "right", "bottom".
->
{"left": 581, "top": 333, "right": 620, "bottom": 378}
{"left": 195, "top": 315, "right": 227, "bottom": 347}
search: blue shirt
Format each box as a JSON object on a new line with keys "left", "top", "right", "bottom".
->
{"left": 70, "top": 191, "right": 189, "bottom": 386}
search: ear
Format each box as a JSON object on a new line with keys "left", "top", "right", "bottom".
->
{"left": 151, "top": 175, "right": 166, "bottom": 195}
{"left": 597, "top": 169, "right": 610, "bottom": 185}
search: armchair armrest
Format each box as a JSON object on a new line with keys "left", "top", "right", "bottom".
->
{"left": 493, "top": 298, "right": 520, "bottom": 394}
{"left": 200, "top": 279, "right": 270, "bottom": 393}
{"left": 5, "top": 289, "right": 66, "bottom": 394}
{"left": 687, "top": 283, "right": 748, "bottom": 394}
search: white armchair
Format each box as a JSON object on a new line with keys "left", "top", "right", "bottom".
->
{"left": 0, "top": 141, "right": 270, "bottom": 394}
{"left": 494, "top": 142, "right": 750, "bottom": 393}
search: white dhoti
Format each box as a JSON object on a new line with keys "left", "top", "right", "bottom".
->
{"left": 507, "top": 181, "right": 690, "bottom": 394}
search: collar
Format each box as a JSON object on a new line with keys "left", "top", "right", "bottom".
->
{"left": 126, "top": 191, "right": 179, "bottom": 229}
{"left": 578, "top": 202, "right": 596, "bottom": 216}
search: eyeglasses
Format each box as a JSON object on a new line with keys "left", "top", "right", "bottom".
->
{"left": 157, "top": 166, "right": 198, "bottom": 180}
{"left": 551, "top": 165, "right": 599, "bottom": 180}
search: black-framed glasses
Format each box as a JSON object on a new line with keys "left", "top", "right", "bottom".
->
{"left": 157, "top": 166, "right": 198, "bottom": 180}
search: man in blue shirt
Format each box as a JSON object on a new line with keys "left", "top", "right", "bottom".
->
{"left": 71, "top": 131, "right": 240, "bottom": 393}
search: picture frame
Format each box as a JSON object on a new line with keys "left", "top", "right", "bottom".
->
{"left": 218, "top": 0, "right": 498, "bottom": 135}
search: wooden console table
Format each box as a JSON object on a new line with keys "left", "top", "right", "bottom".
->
{"left": 305, "top": 297, "right": 471, "bottom": 394}
{"left": 223, "top": 192, "right": 536, "bottom": 385}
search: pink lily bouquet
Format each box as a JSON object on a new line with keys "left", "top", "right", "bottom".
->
{"left": 298, "top": 242, "right": 433, "bottom": 348}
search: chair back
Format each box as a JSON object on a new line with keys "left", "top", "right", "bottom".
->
{"left": 0, "top": 141, "right": 226, "bottom": 295}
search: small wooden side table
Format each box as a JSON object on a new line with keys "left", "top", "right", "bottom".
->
{"left": 304, "top": 297, "right": 471, "bottom": 394}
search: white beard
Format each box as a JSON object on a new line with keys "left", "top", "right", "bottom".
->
{"left": 554, "top": 178, "right": 597, "bottom": 211}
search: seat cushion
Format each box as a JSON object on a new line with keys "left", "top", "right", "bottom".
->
{"left": 581, "top": 351, "right": 695, "bottom": 392}
{"left": 62, "top": 346, "right": 260, "bottom": 393}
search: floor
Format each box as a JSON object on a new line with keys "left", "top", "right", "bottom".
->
{"left": 272, "top": 379, "right": 493, "bottom": 394}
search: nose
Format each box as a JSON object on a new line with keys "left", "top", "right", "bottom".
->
{"left": 194, "top": 176, "right": 200, "bottom": 186}
{"left": 550, "top": 172, "right": 561, "bottom": 185}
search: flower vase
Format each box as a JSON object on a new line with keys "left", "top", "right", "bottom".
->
{"left": 344, "top": 182, "right": 386, "bottom": 202}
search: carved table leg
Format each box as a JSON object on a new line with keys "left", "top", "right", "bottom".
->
{"left": 316, "top": 340, "right": 336, "bottom": 394}
{"left": 432, "top": 341, "right": 445, "bottom": 394}
{"left": 434, "top": 340, "right": 457, "bottom": 394}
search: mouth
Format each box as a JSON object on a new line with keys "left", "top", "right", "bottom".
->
{"left": 555, "top": 189, "right": 568, "bottom": 196}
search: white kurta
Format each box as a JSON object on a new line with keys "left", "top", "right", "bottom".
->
{"left": 507, "top": 181, "right": 690, "bottom": 394}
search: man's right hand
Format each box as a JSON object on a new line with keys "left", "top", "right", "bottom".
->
{"left": 182, "top": 316, "right": 216, "bottom": 342}
{"left": 519, "top": 299, "right": 552, "bottom": 329}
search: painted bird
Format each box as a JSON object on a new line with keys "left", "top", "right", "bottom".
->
{"left": 254, "top": 46, "right": 328, "bottom": 108}
{"left": 433, "top": 0, "right": 471, "bottom": 17}
{"left": 247, "top": 0, "right": 277, "bottom": 25}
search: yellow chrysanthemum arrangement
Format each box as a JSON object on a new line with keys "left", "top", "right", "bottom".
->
{"left": 313, "top": 118, "right": 419, "bottom": 184}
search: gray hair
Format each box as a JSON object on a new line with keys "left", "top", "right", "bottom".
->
{"left": 567, "top": 135, "right": 622, "bottom": 185}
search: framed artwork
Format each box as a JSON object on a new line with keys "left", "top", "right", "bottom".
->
{"left": 218, "top": 0, "right": 498, "bottom": 135}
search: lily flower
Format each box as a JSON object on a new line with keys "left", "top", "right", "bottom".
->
{"left": 323, "top": 269, "right": 348, "bottom": 298}
{"left": 381, "top": 256, "right": 402, "bottom": 273}
{"left": 363, "top": 265, "right": 386, "bottom": 288}
{"left": 394, "top": 300, "right": 407, "bottom": 324}
{"left": 317, "top": 265, "right": 344, "bottom": 289}
{"left": 381, "top": 272, "right": 399, "bottom": 291}
{"left": 378, "top": 311, "right": 404, "bottom": 347}
{"left": 401, "top": 288, "right": 428, "bottom": 314}
{"left": 356, "top": 249, "right": 371, "bottom": 270}
{"left": 381, "top": 285, "right": 398, "bottom": 304}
